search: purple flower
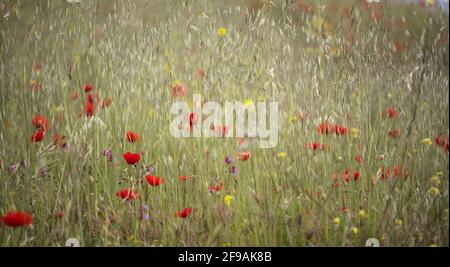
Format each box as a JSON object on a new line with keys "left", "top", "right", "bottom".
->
{"left": 224, "top": 156, "right": 233, "bottom": 165}
{"left": 102, "top": 148, "right": 113, "bottom": 162}
{"left": 229, "top": 165, "right": 238, "bottom": 176}
{"left": 8, "top": 164, "right": 17, "bottom": 174}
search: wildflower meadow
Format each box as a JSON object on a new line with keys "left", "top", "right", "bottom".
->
{"left": 0, "top": 0, "right": 448, "bottom": 247}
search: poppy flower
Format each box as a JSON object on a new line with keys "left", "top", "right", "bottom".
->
{"left": 1, "top": 211, "right": 33, "bottom": 227}
{"left": 435, "top": 135, "right": 449, "bottom": 152}
{"left": 172, "top": 83, "right": 188, "bottom": 97}
{"left": 116, "top": 188, "right": 139, "bottom": 201}
{"left": 179, "top": 175, "right": 193, "bottom": 181}
{"left": 31, "top": 129, "right": 45, "bottom": 143}
{"left": 69, "top": 91, "right": 79, "bottom": 100}
{"left": 189, "top": 112, "right": 198, "bottom": 129}
{"left": 55, "top": 211, "right": 64, "bottom": 218}
{"left": 84, "top": 102, "right": 95, "bottom": 117}
{"left": 353, "top": 171, "right": 360, "bottom": 182}
{"left": 237, "top": 152, "right": 250, "bottom": 161}
{"left": 100, "top": 98, "right": 112, "bottom": 108}
{"left": 126, "top": 131, "right": 140, "bottom": 143}
{"left": 380, "top": 166, "right": 410, "bottom": 181}
{"left": 388, "top": 129, "right": 401, "bottom": 138}
{"left": 176, "top": 207, "right": 192, "bottom": 218}
{"left": 145, "top": 175, "right": 164, "bottom": 186}
{"left": 333, "top": 125, "right": 348, "bottom": 135}
{"left": 317, "top": 123, "right": 332, "bottom": 135}
{"left": 304, "top": 143, "right": 325, "bottom": 151}
{"left": 32, "top": 115, "right": 49, "bottom": 131}
{"left": 382, "top": 108, "right": 397, "bottom": 119}
{"left": 82, "top": 83, "right": 94, "bottom": 92}
{"left": 122, "top": 152, "right": 141, "bottom": 165}
{"left": 196, "top": 69, "right": 205, "bottom": 79}
{"left": 52, "top": 133, "right": 67, "bottom": 148}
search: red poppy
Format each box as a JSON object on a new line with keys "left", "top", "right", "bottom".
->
{"left": 340, "top": 207, "right": 349, "bottom": 213}
{"left": 172, "top": 83, "right": 188, "bottom": 97}
{"left": 179, "top": 175, "right": 193, "bottom": 181}
{"left": 100, "top": 98, "right": 112, "bottom": 108}
{"left": 31, "top": 129, "right": 45, "bottom": 143}
{"left": 212, "top": 125, "right": 229, "bottom": 136}
{"left": 122, "top": 152, "right": 141, "bottom": 165}
{"left": 394, "top": 41, "right": 404, "bottom": 53}
{"left": 69, "top": 91, "right": 79, "bottom": 100}
{"left": 126, "top": 131, "right": 141, "bottom": 143}
{"left": 196, "top": 69, "right": 205, "bottom": 79}
{"left": 353, "top": 171, "right": 360, "bottom": 182}
{"left": 208, "top": 181, "right": 223, "bottom": 193}
{"left": 333, "top": 125, "right": 348, "bottom": 135}
{"left": 116, "top": 188, "right": 139, "bottom": 201}
{"left": 32, "top": 115, "right": 49, "bottom": 131}
{"left": 52, "top": 133, "right": 67, "bottom": 147}
{"left": 145, "top": 175, "right": 164, "bottom": 186}
{"left": 304, "top": 143, "right": 325, "bottom": 151}
{"left": 189, "top": 112, "right": 198, "bottom": 129}
{"left": 1, "top": 211, "right": 33, "bottom": 227}
{"left": 176, "top": 207, "right": 192, "bottom": 218}
{"left": 435, "top": 135, "right": 449, "bottom": 152}
{"left": 82, "top": 83, "right": 94, "bottom": 92}
{"left": 382, "top": 108, "right": 397, "bottom": 119}
{"left": 84, "top": 102, "right": 95, "bottom": 117}
{"left": 237, "top": 152, "right": 251, "bottom": 161}
{"left": 388, "top": 129, "right": 400, "bottom": 138}
{"left": 317, "top": 123, "right": 332, "bottom": 135}
{"left": 55, "top": 211, "right": 64, "bottom": 218}
{"left": 380, "top": 166, "right": 410, "bottom": 181}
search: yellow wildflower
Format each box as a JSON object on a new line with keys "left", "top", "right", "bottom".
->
{"left": 332, "top": 217, "right": 341, "bottom": 226}
{"left": 277, "top": 152, "right": 287, "bottom": 159}
{"left": 243, "top": 99, "right": 254, "bottom": 107}
{"left": 430, "top": 175, "right": 441, "bottom": 185}
{"left": 217, "top": 27, "right": 227, "bottom": 36}
{"left": 351, "top": 227, "right": 359, "bottom": 235}
{"left": 430, "top": 187, "right": 440, "bottom": 197}
{"left": 395, "top": 219, "right": 403, "bottom": 227}
{"left": 351, "top": 128, "right": 359, "bottom": 138}
{"left": 224, "top": 194, "right": 234, "bottom": 207}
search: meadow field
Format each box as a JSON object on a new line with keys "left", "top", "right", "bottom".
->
{"left": 0, "top": 0, "right": 449, "bottom": 247}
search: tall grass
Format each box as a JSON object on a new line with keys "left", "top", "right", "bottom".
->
{"left": 0, "top": 0, "right": 448, "bottom": 246}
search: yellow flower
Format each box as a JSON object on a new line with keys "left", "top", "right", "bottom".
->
{"left": 395, "top": 219, "right": 403, "bottom": 227}
{"left": 351, "top": 128, "right": 359, "bottom": 138}
{"left": 351, "top": 227, "right": 359, "bottom": 235}
{"left": 430, "top": 175, "right": 441, "bottom": 185}
{"left": 277, "top": 152, "right": 287, "bottom": 159}
{"left": 427, "top": 0, "right": 435, "bottom": 6}
{"left": 421, "top": 138, "right": 433, "bottom": 145}
{"left": 429, "top": 243, "right": 438, "bottom": 247}
{"left": 243, "top": 99, "right": 254, "bottom": 107}
{"left": 332, "top": 217, "right": 341, "bottom": 225}
{"left": 224, "top": 194, "right": 234, "bottom": 207}
{"left": 288, "top": 115, "right": 297, "bottom": 122}
{"left": 217, "top": 27, "right": 227, "bottom": 36}
{"left": 430, "top": 187, "right": 440, "bottom": 197}
{"left": 436, "top": 171, "right": 444, "bottom": 176}
{"left": 223, "top": 242, "right": 231, "bottom": 247}
{"left": 358, "top": 209, "right": 367, "bottom": 219}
